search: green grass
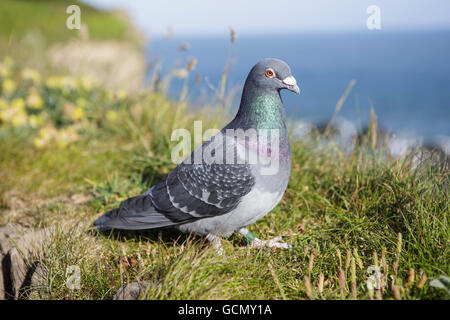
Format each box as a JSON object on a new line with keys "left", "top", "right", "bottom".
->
{"left": 0, "top": 0, "right": 128, "bottom": 45}
{"left": 0, "top": 59, "right": 448, "bottom": 300}
{"left": 0, "top": 0, "right": 143, "bottom": 70}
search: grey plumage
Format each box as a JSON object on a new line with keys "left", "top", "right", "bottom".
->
{"left": 94, "top": 58, "right": 300, "bottom": 239}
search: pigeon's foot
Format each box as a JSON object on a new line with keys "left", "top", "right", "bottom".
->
{"left": 248, "top": 236, "right": 292, "bottom": 249}
{"left": 238, "top": 228, "right": 292, "bottom": 249}
{"left": 206, "top": 234, "right": 224, "bottom": 256}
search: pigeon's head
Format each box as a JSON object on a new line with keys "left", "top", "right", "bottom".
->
{"left": 246, "top": 58, "right": 300, "bottom": 95}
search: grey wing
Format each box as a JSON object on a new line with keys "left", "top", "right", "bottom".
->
{"left": 150, "top": 161, "right": 255, "bottom": 219}
{"left": 95, "top": 134, "right": 255, "bottom": 231}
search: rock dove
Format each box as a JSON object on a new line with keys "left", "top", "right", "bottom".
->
{"left": 94, "top": 58, "right": 300, "bottom": 250}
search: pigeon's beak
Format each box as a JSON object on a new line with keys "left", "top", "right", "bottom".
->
{"left": 282, "top": 76, "right": 300, "bottom": 95}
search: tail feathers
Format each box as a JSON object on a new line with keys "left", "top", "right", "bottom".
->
{"left": 94, "top": 195, "right": 179, "bottom": 231}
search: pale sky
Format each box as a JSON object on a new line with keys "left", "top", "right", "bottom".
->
{"left": 83, "top": 0, "right": 450, "bottom": 36}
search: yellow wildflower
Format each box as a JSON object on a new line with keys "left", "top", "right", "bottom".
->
{"left": 106, "top": 110, "right": 119, "bottom": 122}
{"left": 33, "top": 137, "right": 47, "bottom": 149}
{"left": 0, "top": 99, "right": 27, "bottom": 126}
{"left": 0, "top": 98, "right": 7, "bottom": 110}
{"left": 78, "top": 75, "right": 99, "bottom": 91}
{"left": 26, "top": 89, "right": 44, "bottom": 109}
{"left": 56, "top": 136, "right": 69, "bottom": 148}
{"left": 29, "top": 114, "right": 45, "bottom": 128}
{"left": 56, "top": 127, "right": 78, "bottom": 148}
{"left": 34, "top": 126, "right": 58, "bottom": 148}
{"left": 63, "top": 102, "right": 85, "bottom": 121}
{"left": 45, "top": 76, "right": 76, "bottom": 92}
{"left": 38, "top": 126, "right": 57, "bottom": 140}
{"left": 2, "top": 79, "right": 16, "bottom": 95}
{"left": 12, "top": 112, "right": 28, "bottom": 127}
{"left": 11, "top": 98, "right": 25, "bottom": 111}
{"left": 72, "top": 107, "right": 85, "bottom": 121}
{"left": 21, "top": 69, "right": 41, "bottom": 83}
{"left": 116, "top": 89, "right": 128, "bottom": 100}
{"left": 45, "top": 76, "right": 61, "bottom": 89}
{"left": 0, "top": 107, "right": 15, "bottom": 122}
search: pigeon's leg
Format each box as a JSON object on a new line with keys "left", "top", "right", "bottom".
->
{"left": 206, "top": 234, "right": 224, "bottom": 255}
{"left": 238, "top": 228, "right": 291, "bottom": 249}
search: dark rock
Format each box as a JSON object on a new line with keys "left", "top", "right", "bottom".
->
{"left": 0, "top": 224, "right": 27, "bottom": 300}
{"left": 0, "top": 224, "right": 27, "bottom": 254}
{"left": 27, "top": 263, "right": 50, "bottom": 299}
{"left": 113, "top": 281, "right": 156, "bottom": 300}
{"left": 0, "top": 225, "right": 53, "bottom": 299}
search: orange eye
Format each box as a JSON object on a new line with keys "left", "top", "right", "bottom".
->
{"left": 265, "top": 68, "right": 275, "bottom": 78}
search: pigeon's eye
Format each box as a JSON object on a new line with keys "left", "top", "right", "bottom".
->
{"left": 265, "top": 68, "right": 275, "bottom": 78}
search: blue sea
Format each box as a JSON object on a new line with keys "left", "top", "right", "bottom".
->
{"left": 146, "top": 31, "right": 450, "bottom": 147}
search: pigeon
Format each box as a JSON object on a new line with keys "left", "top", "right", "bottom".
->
{"left": 94, "top": 58, "right": 300, "bottom": 251}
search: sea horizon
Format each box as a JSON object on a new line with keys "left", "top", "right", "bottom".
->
{"left": 146, "top": 30, "right": 450, "bottom": 151}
